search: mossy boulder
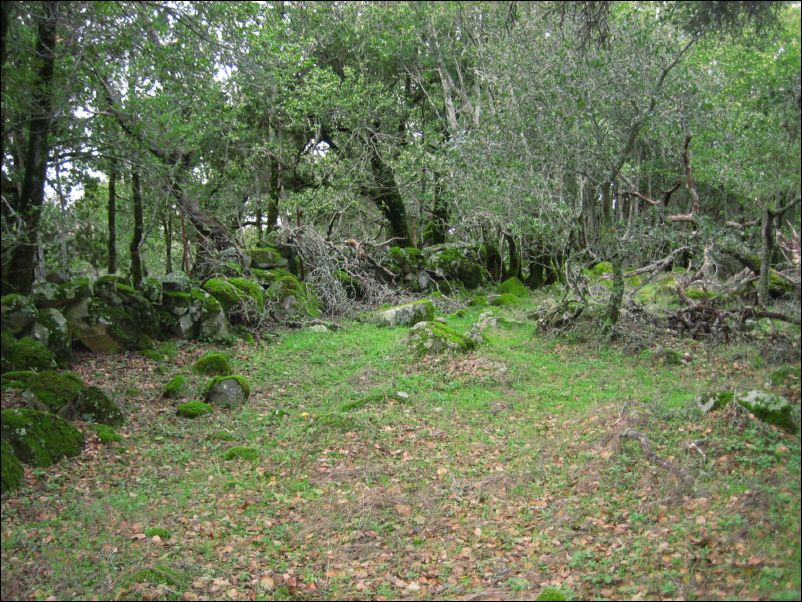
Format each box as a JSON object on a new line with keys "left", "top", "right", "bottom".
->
{"left": 491, "top": 293, "right": 520, "bottom": 307}
{"left": 734, "top": 390, "right": 798, "bottom": 431}
{"left": 140, "top": 277, "right": 163, "bottom": 305}
{"left": 32, "top": 277, "right": 92, "bottom": 309}
{"left": 266, "top": 274, "right": 320, "bottom": 318}
{"left": 25, "top": 370, "right": 83, "bottom": 414}
{"left": 1, "top": 440, "right": 24, "bottom": 494}
{"left": 388, "top": 246, "right": 423, "bottom": 274}
{"left": 93, "top": 274, "right": 132, "bottom": 303}
{"left": 245, "top": 247, "right": 287, "bottom": 270}
{"left": 176, "top": 401, "right": 214, "bottom": 419}
{"left": 497, "top": 277, "right": 529, "bottom": 298}
{"left": 1, "top": 294, "right": 38, "bottom": 335}
{"left": 5, "top": 337, "right": 56, "bottom": 372}
{"left": 250, "top": 267, "right": 291, "bottom": 287}
{"left": 204, "top": 375, "right": 250, "bottom": 408}
{"left": 202, "top": 278, "right": 244, "bottom": 311}
{"left": 423, "top": 244, "right": 484, "bottom": 289}
{"left": 193, "top": 352, "right": 232, "bottom": 375}
{"left": 694, "top": 391, "right": 735, "bottom": 413}
{"left": 163, "top": 375, "right": 188, "bottom": 399}
{"left": 407, "top": 321, "right": 478, "bottom": 356}
{"left": 1, "top": 370, "right": 37, "bottom": 390}
{"left": 0, "top": 408, "right": 84, "bottom": 466}
{"left": 228, "top": 277, "right": 265, "bottom": 311}
{"left": 64, "top": 297, "right": 154, "bottom": 353}
{"left": 198, "top": 294, "right": 230, "bottom": 342}
{"left": 161, "top": 272, "right": 192, "bottom": 294}
{"left": 32, "top": 307, "right": 72, "bottom": 367}
{"left": 368, "top": 299, "right": 435, "bottom": 327}
{"left": 74, "top": 386, "right": 124, "bottom": 426}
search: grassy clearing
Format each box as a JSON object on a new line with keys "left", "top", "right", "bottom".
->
{"left": 1, "top": 298, "right": 800, "bottom": 601}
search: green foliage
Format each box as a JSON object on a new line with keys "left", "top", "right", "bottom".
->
{"left": 497, "top": 277, "right": 529, "bottom": 298}
{"left": 491, "top": 293, "right": 520, "bottom": 307}
{"left": 144, "top": 527, "right": 172, "bottom": 539}
{"left": 193, "top": 352, "right": 232, "bottom": 375}
{"left": 536, "top": 587, "right": 572, "bottom": 601}
{"left": 0, "top": 408, "right": 84, "bottom": 467}
{"left": 92, "top": 424, "right": 124, "bottom": 443}
{"left": 176, "top": 401, "right": 214, "bottom": 419}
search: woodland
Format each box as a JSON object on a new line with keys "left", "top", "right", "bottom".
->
{"left": 1, "top": 2, "right": 801, "bottom": 601}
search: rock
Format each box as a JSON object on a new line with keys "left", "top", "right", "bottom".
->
{"left": 140, "top": 277, "right": 163, "bottom": 305}
{"left": 244, "top": 246, "right": 287, "bottom": 270}
{"left": 388, "top": 246, "right": 423, "bottom": 275}
{"left": 193, "top": 352, "right": 232, "bottom": 375}
{"left": 1, "top": 294, "right": 38, "bottom": 335}
{"left": 4, "top": 337, "right": 56, "bottom": 372}
{"left": 694, "top": 391, "right": 734, "bottom": 413}
{"left": 163, "top": 375, "right": 189, "bottom": 399}
{"left": 204, "top": 375, "right": 250, "bottom": 408}
{"left": 33, "top": 308, "right": 72, "bottom": 367}
{"left": 93, "top": 274, "right": 132, "bottom": 304}
{"left": 30, "top": 281, "right": 61, "bottom": 308}
{"left": 73, "top": 386, "right": 124, "bottom": 426}
{"left": 474, "top": 310, "right": 498, "bottom": 331}
{"left": 497, "top": 277, "right": 529, "bottom": 298}
{"left": 176, "top": 401, "right": 214, "bottom": 419}
{"left": 266, "top": 274, "right": 320, "bottom": 318}
{"left": 65, "top": 297, "right": 154, "bottom": 353}
{"left": 407, "top": 321, "right": 478, "bottom": 356}
{"left": 1, "top": 408, "right": 84, "bottom": 467}
{"left": 24, "top": 370, "right": 83, "bottom": 415}
{"left": 1, "top": 440, "right": 23, "bottom": 494}
{"left": 161, "top": 272, "right": 193, "bottom": 293}
{"left": 368, "top": 299, "right": 435, "bottom": 327}
{"left": 308, "top": 324, "right": 330, "bottom": 333}
{"left": 202, "top": 278, "right": 245, "bottom": 312}
{"left": 734, "top": 390, "right": 798, "bottom": 431}
{"left": 423, "top": 244, "right": 484, "bottom": 289}
{"left": 228, "top": 277, "right": 265, "bottom": 311}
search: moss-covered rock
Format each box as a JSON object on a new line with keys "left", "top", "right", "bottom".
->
{"left": 223, "top": 446, "right": 259, "bottom": 461}
{"left": 1, "top": 370, "right": 37, "bottom": 390}
{"left": 407, "top": 321, "right": 478, "bottom": 356}
{"left": 163, "top": 375, "right": 188, "bottom": 399}
{"left": 32, "top": 277, "right": 92, "bottom": 310}
{"left": 64, "top": 297, "right": 154, "bottom": 353}
{"left": 245, "top": 247, "right": 287, "bottom": 269}
{"left": 1, "top": 294, "right": 38, "bottom": 335}
{"left": 176, "top": 401, "right": 214, "bottom": 418}
{"left": 92, "top": 424, "right": 123, "bottom": 443}
{"left": 34, "top": 308, "right": 72, "bottom": 367}
{"left": 140, "top": 341, "right": 178, "bottom": 363}
{"left": 491, "top": 293, "right": 520, "bottom": 306}
{"left": 0, "top": 408, "right": 84, "bottom": 466}
{"left": 266, "top": 274, "right": 320, "bottom": 318}
{"left": 228, "top": 277, "right": 265, "bottom": 311}
{"left": 193, "top": 352, "right": 232, "bottom": 375}
{"left": 423, "top": 244, "right": 484, "bottom": 289}
{"left": 1, "top": 440, "right": 23, "bottom": 494}
{"left": 5, "top": 337, "right": 56, "bottom": 372}
{"left": 160, "top": 272, "right": 192, "bottom": 293}
{"left": 204, "top": 375, "right": 250, "bottom": 408}
{"left": 74, "top": 386, "right": 124, "bottom": 426}
{"left": 140, "top": 277, "right": 163, "bottom": 305}
{"left": 25, "top": 370, "right": 83, "bottom": 414}
{"left": 388, "top": 246, "right": 423, "bottom": 274}
{"left": 202, "top": 278, "right": 244, "bottom": 311}
{"left": 250, "top": 267, "right": 290, "bottom": 287}
{"left": 367, "top": 299, "right": 435, "bottom": 327}
{"left": 497, "top": 277, "right": 529, "bottom": 298}
{"left": 93, "top": 274, "right": 132, "bottom": 302}
{"left": 694, "top": 391, "right": 735, "bottom": 413}
{"left": 734, "top": 390, "right": 798, "bottom": 431}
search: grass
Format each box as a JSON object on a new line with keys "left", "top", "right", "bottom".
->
{"left": 1, "top": 295, "right": 799, "bottom": 601}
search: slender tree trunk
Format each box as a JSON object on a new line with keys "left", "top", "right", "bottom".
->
{"left": 181, "top": 213, "right": 190, "bottom": 273}
{"left": 162, "top": 206, "right": 173, "bottom": 274}
{"left": 130, "top": 167, "right": 144, "bottom": 288}
{"left": 4, "top": 2, "right": 58, "bottom": 294}
{"left": 429, "top": 177, "right": 448, "bottom": 245}
{"left": 107, "top": 157, "right": 118, "bottom": 274}
{"left": 366, "top": 130, "right": 410, "bottom": 246}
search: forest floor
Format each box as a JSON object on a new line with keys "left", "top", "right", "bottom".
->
{"left": 1, "top": 296, "right": 800, "bottom": 601}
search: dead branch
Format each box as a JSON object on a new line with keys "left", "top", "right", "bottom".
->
{"left": 624, "top": 246, "right": 690, "bottom": 278}
{"left": 621, "top": 428, "right": 692, "bottom": 485}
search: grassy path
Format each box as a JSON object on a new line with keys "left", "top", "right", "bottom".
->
{"left": 2, "top": 302, "right": 800, "bottom": 600}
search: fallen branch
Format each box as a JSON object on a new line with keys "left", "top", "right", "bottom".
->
{"left": 621, "top": 428, "right": 692, "bottom": 485}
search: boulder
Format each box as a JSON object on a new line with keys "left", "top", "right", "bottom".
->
{"left": 193, "top": 352, "right": 232, "bottom": 375}
{"left": 24, "top": 370, "right": 83, "bottom": 415}
{"left": 734, "top": 390, "right": 798, "bottom": 431}
{"left": 1, "top": 294, "right": 38, "bottom": 335}
{"left": 161, "top": 272, "right": 193, "bottom": 293}
{"left": 266, "top": 274, "right": 320, "bottom": 318}
{"left": 73, "top": 386, "right": 124, "bottom": 426}
{"left": 244, "top": 246, "right": 287, "bottom": 270}
{"left": 497, "top": 277, "right": 529, "bottom": 298}
{"left": 140, "top": 277, "right": 163, "bottom": 305}
{"left": 176, "top": 401, "right": 214, "bottom": 419}
{"left": 407, "top": 321, "right": 478, "bottom": 356}
{"left": 423, "top": 244, "right": 484, "bottom": 289}
{"left": 65, "top": 296, "right": 155, "bottom": 353}
{"left": 1, "top": 408, "right": 84, "bottom": 467}
{"left": 1, "top": 440, "right": 23, "bottom": 493}
{"left": 31, "top": 308, "right": 72, "bottom": 367}
{"left": 204, "top": 375, "right": 250, "bottom": 408}
{"left": 368, "top": 299, "right": 435, "bottom": 327}
{"left": 4, "top": 337, "right": 56, "bottom": 372}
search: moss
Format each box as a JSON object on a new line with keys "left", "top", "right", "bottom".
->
{"left": 144, "top": 527, "right": 172, "bottom": 539}
{"left": 694, "top": 391, "right": 734, "bottom": 412}
{"left": 0, "top": 408, "right": 84, "bottom": 466}
{"left": 6, "top": 336, "right": 55, "bottom": 372}
{"left": 176, "top": 400, "right": 214, "bottom": 418}
{"left": 26, "top": 370, "right": 83, "bottom": 413}
{"left": 193, "top": 289, "right": 222, "bottom": 313}
{"left": 408, "top": 321, "right": 477, "bottom": 356}
{"left": 223, "top": 446, "right": 259, "bottom": 461}
{"left": 36, "top": 308, "right": 71, "bottom": 367}
{"left": 1, "top": 370, "right": 36, "bottom": 390}
{"left": 768, "top": 365, "right": 800, "bottom": 387}
{"left": 245, "top": 246, "right": 285, "bottom": 268}
{"left": 497, "top": 276, "right": 529, "bottom": 298}
{"left": 1, "top": 440, "right": 24, "bottom": 494}
{"left": 228, "top": 277, "right": 265, "bottom": 311}
{"left": 92, "top": 424, "right": 123, "bottom": 443}
{"left": 735, "top": 390, "right": 797, "bottom": 431}
{"left": 75, "top": 386, "right": 124, "bottom": 426}
{"left": 162, "top": 291, "right": 193, "bottom": 309}
{"left": 339, "top": 390, "right": 388, "bottom": 412}
{"left": 208, "top": 430, "right": 236, "bottom": 441}
{"left": 267, "top": 274, "right": 320, "bottom": 317}
{"left": 587, "top": 261, "right": 613, "bottom": 277}
{"left": 202, "top": 278, "right": 243, "bottom": 311}
{"left": 162, "top": 375, "right": 188, "bottom": 399}
{"left": 85, "top": 296, "right": 156, "bottom": 351}
{"left": 193, "top": 351, "right": 232, "bottom": 375}
{"left": 470, "top": 294, "right": 488, "bottom": 306}
{"left": 221, "top": 261, "right": 244, "bottom": 276}
{"left": 122, "top": 566, "right": 184, "bottom": 589}
{"left": 685, "top": 287, "right": 717, "bottom": 300}
{"left": 1, "top": 330, "right": 16, "bottom": 368}
{"left": 491, "top": 293, "right": 519, "bottom": 306}
{"left": 535, "top": 587, "right": 572, "bottom": 601}
{"left": 140, "top": 341, "right": 178, "bottom": 363}
{"left": 1, "top": 293, "right": 38, "bottom": 334}
{"left": 204, "top": 374, "right": 250, "bottom": 398}
{"left": 425, "top": 245, "right": 484, "bottom": 289}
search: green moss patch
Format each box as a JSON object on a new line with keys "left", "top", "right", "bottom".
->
{"left": 497, "top": 276, "right": 529, "bottom": 298}
{"left": 223, "top": 446, "right": 259, "bottom": 461}
{"left": 75, "top": 386, "right": 124, "bottom": 426}
{"left": 5, "top": 337, "right": 55, "bottom": 372}
{"left": 491, "top": 293, "right": 520, "bottom": 306}
{"left": 144, "top": 527, "right": 172, "bottom": 539}
{"left": 1, "top": 408, "right": 84, "bottom": 466}
{"left": 228, "top": 277, "right": 265, "bottom": 311}
{"left": 1, "top": 370, "right": 37, "bottom": 390}
{"left": 204, "top": 374, "right": 250, "bottom": 397}
{"left": 202, "top": 278, "right": 244, "bottom": 311}
{"left": 1, "top": 440, "right": 23, "bottom": 494}
{"left": 162, "top": 375, "right": 188, "bottom": 399}
{"left": 26, "top": 370, "right": 83, "bottom": 413}
{"left": 176, "top": 401, "right": 214, "bottom": 418}
{"left": 193, "top": 351, "right": 232, "bottom": 375}
{"left": 92, "top": 424, "right": 123, "bottom": 443}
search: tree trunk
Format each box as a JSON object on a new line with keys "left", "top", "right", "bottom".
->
{"left": 429, "top": 177, "right": 448, "bottom": 245}
{"left": 130, "top": 167, "right": 144, "bottom": 288}
{"left": 162, "top": 206, "right": 173, "bottom": 274}
{"left": 3, "top": 2, "right": 58, "bottom": 294}
{"left": 366, "top": 130, "right": 410, "bottom": 246}
{"left": 481, "top": 224, "right": 503, "bottom": 281}
{"left": 503, "top": 233, "right": 522, "bottom": 280}
{"left": 107, "top": 157, "right": 118, "bottom": 274}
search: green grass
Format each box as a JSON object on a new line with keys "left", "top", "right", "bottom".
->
{"left": 1, "top": 296, "right": 799, "bottom": 601}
